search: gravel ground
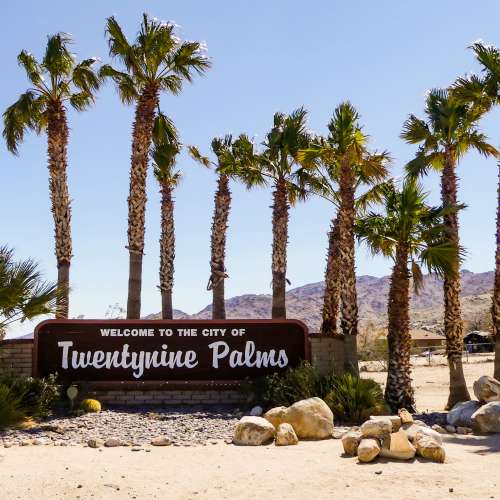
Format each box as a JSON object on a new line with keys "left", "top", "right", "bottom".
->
{"left": 0, "top": 407, "right": 241, "bottom": 447}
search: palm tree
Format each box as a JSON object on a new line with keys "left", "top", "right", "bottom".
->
{"left": 189, "top": 134, "right": 260, "bottom": 319}
{"left": 100, "top": 14, "right": 210, "bottom": 319}
{"left": 452, "top": 42, "right": 500, "bottom": 379}
{"left": 299, "top": 103, "right": 389, "bottom": 373}
{"left": 3, "top": 33, "right": 101, "bottom": 319}
{"left": 152, "top": 112, "right": 181, "bottom": 320}
{"left": 356, "top": 179, "right": 459, "bottom": 411}
{"left": 0, "top": 245, "right": 60, "bottom": 337}
{"left": 402, "top": 88, "right": 498, "bottom": 408}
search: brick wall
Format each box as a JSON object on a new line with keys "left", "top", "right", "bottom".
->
{"left": 0, "top": 339, "right": 33, "bottom": 377}
{"left": 0, "top": 335, "right": 343, "bottom": 405}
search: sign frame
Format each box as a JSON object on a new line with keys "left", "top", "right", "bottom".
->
{"left": 33, "top": 319, "right": 310, "bottom": 386}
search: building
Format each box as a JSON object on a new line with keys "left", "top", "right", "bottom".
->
{"left": 410, "top": 329, "right": 445, "bottom": 349}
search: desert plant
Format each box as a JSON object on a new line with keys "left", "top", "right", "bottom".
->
{"left": 323, "top": 373, "right": 386, "bottom": 423}
{"left": 0, "top": 246, "right": 60, "bottom": 337}
{"left": 0, "top": 373, "right": 60, "bottom": 418}
{"left": 0, "top": 383, "right": 25, "bottom": 429}
{"left": 101, "top": 13, "right": 210, "bottom": 319}
{"left": 3, "top": 33, "right": 102, "bottom": 318}
{"left": 80, "top": 398, "right": 101, "bottom": 413}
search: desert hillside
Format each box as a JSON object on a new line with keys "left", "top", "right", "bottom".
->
{"left": 147, "top": 270, "right": 494, "bottom": 333}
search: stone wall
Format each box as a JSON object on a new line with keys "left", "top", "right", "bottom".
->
{"left": 0, "top": 335, "right": 341, "bottom": 405}
{"left": 0, "top": 339, "right": 33, "bottom": 377}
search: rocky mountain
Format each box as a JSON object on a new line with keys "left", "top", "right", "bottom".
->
{"left": 148, "top": 270, "right": 495, "bottom": 333}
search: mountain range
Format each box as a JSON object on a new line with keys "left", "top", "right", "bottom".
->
{"left": 146, "top": 270, "right": 495, "bottom": 333}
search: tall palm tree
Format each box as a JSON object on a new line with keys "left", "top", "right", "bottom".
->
{"left": 189, "top": 134, "right": 260, "bottom": 319}
{"left": 299, "top": 103, "right": 389, "bottom": 373}
{"left": 452, "top": 42, "right": 500, "bottom": 379}
{"left": 152, "top": 111, "right": 181, "bottom": 319}
{"left": 402, "top": 88, "right": 498, "bottom": 408}
{"left": 0, "top": 245, "right": 61, "bottom": 337}
{"left": 356, "top": 179, "right": 459, "bottom": 411}
{"left": 101, "top": 14, "right": 210, "bottom": 319}
{"left": 3, "top": 33, "right": 101, "bottom": 319}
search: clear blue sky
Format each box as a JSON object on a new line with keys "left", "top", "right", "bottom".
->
{"left": 2, "top": 0, "right": 500, "bottom": 337}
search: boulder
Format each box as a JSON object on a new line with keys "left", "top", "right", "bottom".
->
{"left": 446, "top": 400, "right": 481, "bottom": 427}
{"left": 369, "top": 415, "right": 402, "bottom": 432}
{"left": 456, "top": 426, "right": 472, "bottom": 435}
{"left": 341, "top": 430, "right": 362, "bottom": 456}
{"left": 403, "top": 423, "right": 442, "bottom": 444}
{"left": 283, "top": 398, "right": 334, "bottom": 439}
{"left": 414, "top": 429, "right": 445, "bottom": 463}
{"left": 357, "top": 438, "right": 380, "bottom": 463}
{"left": 445, "top": 425, "right": 456, "bottom": 434}
{"left": 398, "top": 409, "right": 413, "bottom": 425}
{"left": 275, "top": 423, "right": 299, "bottom": 446}
{"left": 263, "top": 406, "right": 287, "bottom": 429}
{"left": 249, "top": 406, "right": 263, "bottom": 417}
{"left": 471, "top": 401, "right": 500, "bottom": 433}
{"left": 380, "top": 429, "right": 416, "bottom": 460}
{"left": 87, "top": 438, "right": 104, "bottom": 449}
{"left": 104, "top": 438, "right": 126, "bottom": 448}
{"left": 473, "top": 376, "right": 500, "bottom": 403}
{"left": 431, "top": 424, "right": 447, "bottom": 434}
{"left": 360, "top": 418, "right": 392, "bottom": 438}
{"left": 233, "top": 416, "right": 276, "bottom": 445}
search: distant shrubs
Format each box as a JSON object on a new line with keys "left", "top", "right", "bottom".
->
{"left": 0, "top": 373, "right": 60, "bottom": 428}
{"left": 246, "top": 362, "right": 386, "bottom": 424}
{"left": 80, "top": 398, "right": 101, "bottom": 413}
{"left": 0, "top": 383, "right": 25, "bottom": 429}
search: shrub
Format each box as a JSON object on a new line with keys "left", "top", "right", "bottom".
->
{"left": 245, "top": 363, "right": 386, "bottom": 424}
{"left": 324, "top": 373, "right": 387, "bottom": 423}
{"left": 80, "top": 399, "right": 101, "bottom": 413}
{"left": 0, "top": 373, "right": 60, "bottom": 419}
{"left": 0, "top": 383, "right": 25, "bottom": 429}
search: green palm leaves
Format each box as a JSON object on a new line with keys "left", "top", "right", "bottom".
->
{"left": 100, "top": 14, "right": 210, "bottom": 104}
{"left": 152, "top": 111, "right": 181, "bottom": 188}
{"left": 3, "top": 33, "right": 101, "bottom": 153}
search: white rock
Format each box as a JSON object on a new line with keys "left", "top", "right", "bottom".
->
{"left": 249, "top": 406, "right": 263, "bottom": 417}
{"left": 380, "top": 429, "right": 416, "bottom": 460}
{"left": 275, "top": 423, "right": 298, "bottom": 446}
{"left": 431, "top": 424, "right": 447, "bottom": 434}
{"left": 445, "top": 425, "right": 456, "bottom": 433}
{"left": 456, "top": 426, "right": 472, "bottom": 435}
{"left": 283, "top": 398, "right": 334, "bottom": 439}
{"left": 403, "top": 423, "right": 442, "bottom": 444}
{"left": 263, "top": 406, "right": 287, "bottom": 429}
{"left": 447, "top": 400, "right": 481, "bottom": 427}
{"left": 360, "top": 418, "right": 392, "bottom": 438}
{"left": 357, "top": 438, "right": 380, "bottom": 462}
{"left": 473, "top": 376, "right": 500, "bottom": 403}
{"left": 369, "top": 415, "right": 402, "bottom": 432}
{"left": 232, "top": 416, "right": 276, "bottom": 446}
{"left": 471, "top": 401, "right": 500, "bottom": 433}
{"left": 414, "top": 429, "right": 445, "bottom": 462}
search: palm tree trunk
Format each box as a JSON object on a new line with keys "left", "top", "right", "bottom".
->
{"left": 441, "top": 151, "right": 470, "bottom": 408}
{"left": 47, "top": 100, "right": 71, "bottom": 319}
{"left": 208, "top": 174, "right": 231, "bottom": 319}
{"left": 385, "top": 243, "right": 415, "bottom": 412}
{"left": 271, "top": 178, "right": 289, "bottom": 319}
{"left": 126, "top": 84, "right": 159, "bottom": 319}
{"left": 493, "top": 162, "right": 500, "bottom": 380}
{"left": 338, "top": 157, "right": 359, "bottom": 374}
{"left": 321, "top": 216, "right": 340, "bottom": 336}
{"left": 159, "top": 184, "right": 175, "bottom": 320}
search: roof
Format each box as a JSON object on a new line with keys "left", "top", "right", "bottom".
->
{"left": 410, "top": 329, "right": 445, "bottom": 341}
{"left": 464, "top": 330, "right": 491, "bottom": 338}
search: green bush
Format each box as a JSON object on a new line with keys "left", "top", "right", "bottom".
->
{"left": 0, "top": 383, "right": 25, "bottom": 429}
{"left": 245, "top": 363, "right": 386, "bottom": 424}
{"left": 324, "top": 373, "right": 387, "bottom": 423}
{"left": 0, "top": 373, "right": 60, "bottom": 419}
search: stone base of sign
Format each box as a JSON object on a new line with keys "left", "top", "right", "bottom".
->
{"left": 0, "top": 334, "right": 342, "bottom": 405}
{"left": 0, "top": 339, "right": 32, "bottom": 377}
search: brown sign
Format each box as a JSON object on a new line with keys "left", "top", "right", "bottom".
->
{"left": 34, "top": 319, "right": 309, "bottom": 382}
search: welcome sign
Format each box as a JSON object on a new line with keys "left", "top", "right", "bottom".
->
{"left": 34, "top": 319, "right": 309, "bottom": 382}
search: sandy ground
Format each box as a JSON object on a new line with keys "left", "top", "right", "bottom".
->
{"left": 1, "top": 361, "right": 499, "bottom": 500}
{"left": 365, "top": 358, "right": 494, "bottom": 412}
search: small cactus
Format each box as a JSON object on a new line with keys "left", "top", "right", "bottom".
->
{"left": 80, "top": 399, "right": 101, "bottom": 413}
